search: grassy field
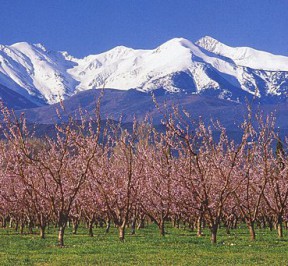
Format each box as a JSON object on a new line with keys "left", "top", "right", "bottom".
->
{"left": 0, "top": 223, "right": 288, "bottom": 265}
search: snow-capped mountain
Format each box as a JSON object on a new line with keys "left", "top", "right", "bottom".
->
{"left": 0, "top": 42, "right": 78, "bottom": 105}
{"left": 1, "top": 36, "right": 288, "bottom": 108}
{"left": 196, "top": 36, "right": 288, "bottom": 71}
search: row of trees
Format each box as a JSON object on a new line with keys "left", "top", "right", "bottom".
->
{"left": 0, "top": 103, "right": 288, "bottom": 246}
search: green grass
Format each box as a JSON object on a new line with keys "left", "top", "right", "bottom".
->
{"left": 0, "top": 223, "right": 288, "bottom": 265}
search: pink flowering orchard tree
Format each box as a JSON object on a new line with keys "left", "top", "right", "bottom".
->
{"left": 0, "top": 111, "right": 45, "bottom": 235}
{"left": 0, "top": 171, "right": 28, "bottom": 233}
{"left": 0, "top": 141, "right": 9, "bottom": 228}
{"left": 76, "top": 178, "right": 107, "bottom": 237}
{"left": 261, "top": 137, "right": 288, "bottom": 238}
{"left": 1, "top": 139, "right": 53, "bottom": 238}
{"left": 137, "top": 126, "right": 178, "bottom": 237}
{"left": 231, "top": 113, "right": 276, "bottom": 240}
{"left": 175, "top": 120, "right": 248, "bottom": 244}
{"left": 161, "top": 105, "right": 250, "bottom": 244}
{"left": 89, "top": 120, "right": 143, "bottom": 241}
{"left": 0, "top": 104, "right": 103, "bottom": 246}
{"left": 1, "top": 99, "right": 288, "bottom": 245}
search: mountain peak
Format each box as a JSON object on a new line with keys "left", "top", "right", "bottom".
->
{"left": 106, "top": 45, "right": 133, "bottom": 54}
{"left": 10, "top": 41, "right": 34, "bottom": 50}
{"left": 196, "top": 36, "right": 288, "bottom": 71}
{"left": 87, "top": 45, "right": 135, "bottom": 61}
{"left": 196, "top": 36, "right": 224, "bottom": 51}
{"left": 61, "top": 51, "right": 78, "bottom": 62}
{"left": 33, "top": 43, "right": 47, "bottom": 52}
{"left": 10, "top": 42, "right": 49, "bottom": 54}
{"left": 159, "top": 37, "right": 194, "bottom": 49}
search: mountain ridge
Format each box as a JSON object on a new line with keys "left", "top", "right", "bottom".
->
{"left": 1, "top": 36, "right": 288, "bottom": 109}
{"left": 196, "top": 36, "right": 288, "bottom": 71}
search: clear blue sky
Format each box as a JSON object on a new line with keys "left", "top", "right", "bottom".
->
{"left": 1, "top": 0, "right": 287, "bottom": 57}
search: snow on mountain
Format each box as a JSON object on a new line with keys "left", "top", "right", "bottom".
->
{"left": 0, "top": 42, "right": 78, "bottom": 105}
{"left": 196, "top": 36, "right": 288, "bottom": 71}
{"left": 68, "top": 37, "right": 245, "bottom": 99}
{"left": 1, "top": 37, "right": 288, "bottom": 107}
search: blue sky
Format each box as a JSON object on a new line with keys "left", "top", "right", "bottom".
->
{"left": 1, "top": 0, "right": 287, "bottom": 57}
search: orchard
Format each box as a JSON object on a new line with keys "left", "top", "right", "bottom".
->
{"left": 0, "top": 102, "right": 288, "bottom": 248}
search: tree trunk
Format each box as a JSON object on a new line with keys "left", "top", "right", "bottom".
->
{"left": 2, "top": 216, "right": 7, "bottom": 228}
{"left": 20, "top": 221, "right": 25, "bottom": 235}
{"left": 137, "top": 218, "right": 145, "bottom": 229}
{"left": 58, "top": 225, "right": 65, "bottom": 247}
{"left": 39, "top": 214, "right": 47, "bottom": 239}
{"left": 40, "top": 225, "right": 46, "bottom": 239}
{"left": 267, "top": 218, "right": 273, "bottom": 231}
{"left": 247, "top": 221, "right": 256, "bottom": 241}
{"left": 261, "top": 217, "right": 266, "bottom": 229}
{"left": 172, "top": 217, "right": 176, "bottom": 228}
{"left": 99, "top": 220, "right": 104, "bottom": 228}
{"left": 210, "top": 224, "right": 218, "bottom": 244}
{"left": 15, "top": 220, "right": 19, "bottom": 231}
{"left": 159, "top": 219, "right": 165, "bottom": 237}
{"left": 197, "top": 215, "right": 202, "bottom": 237}
{"left": 232, "top": 218, "right": 238, "bottom": 229}
{"left": 188, "top": 221, "right": 194, "bottom": 230}
{"left": 225, "top": 224, "right": 230, "bottom": 235}
{"left": 9, "top": 217, "right": 13, "bottom": 228}
{"left": 105, "top": 219, "right": 111, "bottom": 233}
{"left": 173, "top": 217, "right": 180, "bottom": 229}
{"left": 277, "top": 215, "right": 283, "bottom": 238}
{"left": 72, "top": 219, "right": 79, "bottom": 234}
{"left": 28, "top": 219, "right": 33, "bottom": 234}
{"left": 119, "top": 225, "right": 125, "bottom": 241}
{"left": 58, "top": 212, "right": 68, "bottom": 247}
{"left": 131, "top": 218, "right": 136, "bottom": 235}
{"left": 88, "top": 220, "right": 94, "bottom": 237}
